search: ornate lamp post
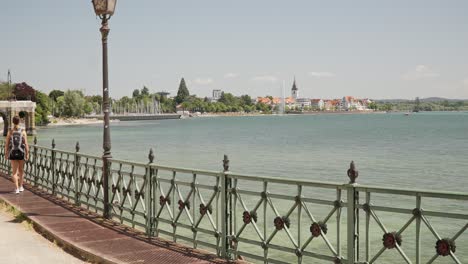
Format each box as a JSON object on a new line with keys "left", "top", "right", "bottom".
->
{"left": 92, "top": 0, "right": 116, "bottom": 219}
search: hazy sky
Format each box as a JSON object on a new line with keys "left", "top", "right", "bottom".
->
{"left": 1, "top": 0, "right": 467, "bottom": 99}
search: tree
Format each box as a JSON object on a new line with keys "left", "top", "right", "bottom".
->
{"left": 218, "top": 92, "right": 237, "bottom": 106}
{"left": 14, "top": 82, "right": 36, "bottom": 101}
{"left": 368, "top": 102, "right": 378, "bottom": 110}
{"left": 62, "top": 90, "right": 86, "bottom": 117}
{"left": 0, "top": 82, "right": 14, "bottom": 100}
{"left": 240, "top": 95, "right": 253, "bottom": 106}
{"left": 49, "top": 90, "right": 64, "bottom": 102}
{"left": 413, "top": 97, "right": 421, "bottom": 112}
{"left": 35, "top": 91, "right": 51, "bottom": 125}
{"left": 175, "top": 78, "right": 190, "bottom": 104}
{"left": 83, "top": 102, "right": 94, "bottom": 115}
{"left": 132, "top": 89, "right": 140, "bottom": 98}
{"left": 141, "top": 86, "right": 150, "bottom": 96}
{"left": 256, "top": 102, "right": 270, "bottom": 113}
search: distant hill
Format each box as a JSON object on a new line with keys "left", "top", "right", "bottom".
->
{"left": 421, "top": 97, "right": 466, "bottom": 102}
{"left": 375, "top": 97, "right": 467, "bottom": 103}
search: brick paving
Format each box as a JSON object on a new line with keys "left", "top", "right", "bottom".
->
{"left": 0, "top": 175, "right": 244, "bottom": 264}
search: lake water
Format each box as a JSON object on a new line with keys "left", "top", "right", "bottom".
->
{"left": 37, "top": 112, "right": 468, "bottom": 191}
{"left": 35, "top": 112, "right": 468, "bottom": 263}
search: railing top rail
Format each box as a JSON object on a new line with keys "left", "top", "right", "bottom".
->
{"left": 107, "top": 160, "right": 222, "bottom": 177}
{"left": 226, "top": 172, "right": 345, "bottom": 189}
{"left": 51, "top": 148, "right": 76, "bottom": 155}
{"left": 356, "top": 184, "right": 468, "bottom": 200}
{"left": 151, "top": 164, "right": 221, "bottom": 177}
{"left": 34, "top": 145, "right": 55, "bottom": 152}
{"left": 108, "top": 158, "right": 147, "bottom": 167}
{"left": 76, "top": 152, "right": 102, "bottom": 160}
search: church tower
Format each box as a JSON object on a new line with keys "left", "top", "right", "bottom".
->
{"left": 291, "top": 77, "right": 298, "bottom": 99}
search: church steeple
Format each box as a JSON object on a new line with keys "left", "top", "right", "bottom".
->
{"left": 291, "top": 77, "right": 298, "bottom": 99}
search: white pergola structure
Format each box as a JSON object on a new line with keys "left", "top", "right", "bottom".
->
{"left": 0, "top": 100, "right": 36, "bottom": 136}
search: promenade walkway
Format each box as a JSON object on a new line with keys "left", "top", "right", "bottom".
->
{"left": 0, "top": 209, "right": 84, "bottom": 264}
{"left": 0, "top": 175, "right": 239, "bottom": 264}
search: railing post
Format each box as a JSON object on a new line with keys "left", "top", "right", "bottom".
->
{"left": 74, "top": 142, "right": 80, "bottom": 205}
{"left": 7, "top": 140, "right": 11, "bottom": 177}
{"left": 221, "top": 155, "right": 231, "bottom": 259}
{"left": 146, "top": 148, "right": 154, "bottom": 237}
{"left": 346, "top": 161, "right": 359, "bottom": 264}
{"left": 51, "top": 139, "right": 56, "bottom": 194}
{"left": 103, "top": 156, "right": 111, "bottom": 219}
{"left": 1, "top": 141, "right": 8, "bottom": 175}
{"left": 33, "top": 137, "right": 38, "bottom": 186}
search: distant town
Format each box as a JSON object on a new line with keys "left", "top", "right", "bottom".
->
{"left": 1, "top": 74, "right": 468, "bottom": 127}
{"left": 236, "top": 78, "right": 372, "bottom": 112}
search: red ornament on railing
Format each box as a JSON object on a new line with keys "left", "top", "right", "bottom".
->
{"left": 199, "top": 204, "right": 212, "bottom": 216}
{"left": 310, "top": 222, "right": 328, "bottom": 237}
{"left": 274, "top": 216, "right": 290, "bottom": 230}
{"left": 436, "top": 239, "right": 456, "bottom": 256}
{"left": 382, "top": 232, "right": 402, "bottom": 249}
{"left": 159, "top": 195, "right": 170, "bottom": 206}
{"left": 178, "top": 199, "right": 190, "bottom": 210}
{"left": 243, "top": 211, "right": 257, "bottom": 224}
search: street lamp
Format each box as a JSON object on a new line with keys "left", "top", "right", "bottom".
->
{"left": 92, "top": 0, "right": 116, "bottom": 219}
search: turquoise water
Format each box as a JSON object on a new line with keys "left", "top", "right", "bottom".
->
{"left": 35, "top": 112, "right": 468, "bottom": 263}
{"left": 38, "top": 112, "right": 468, "bottom": 191}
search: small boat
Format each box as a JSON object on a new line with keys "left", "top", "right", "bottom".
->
{"left": 404, "top": 112, "right": 410, "bottom": 116}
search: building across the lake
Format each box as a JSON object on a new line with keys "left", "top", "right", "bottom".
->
{"left": 254, "top": 77, "right": 373, "bottom": 111}
{"left": 208, "top": 89, "right": 223, "bottom": 102}
{"left": 156, "top": 91, "right": 170, "bottom": 99}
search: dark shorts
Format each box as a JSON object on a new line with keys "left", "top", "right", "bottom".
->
{"left": 9, "top": 153, "right": 25, "bottom": 160}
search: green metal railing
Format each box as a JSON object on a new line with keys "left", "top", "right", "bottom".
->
{"left": 1, "top": 138, "right": 467, "bottom": 264}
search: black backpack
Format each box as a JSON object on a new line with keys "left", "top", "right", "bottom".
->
{"left": 9, "top": 128, "right": 25, "bottom": 159}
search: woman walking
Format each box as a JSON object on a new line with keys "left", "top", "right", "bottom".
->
{"left": 4, "top": 116, "right": 29, "bottom": 194}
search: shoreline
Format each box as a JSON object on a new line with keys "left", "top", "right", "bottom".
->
{"left": 47, "top": 118, "right": 104, "bottom": 126}
{"left": 192, "top": 110, "right": 386, "bottom": 118}
{"left": 25, "top": 110, "right": 466, "bottom": 128}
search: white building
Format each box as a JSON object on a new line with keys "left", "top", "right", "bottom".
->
{"left": 342, "top": 96, "right": 368, "bottom": 111}
{"left": 296, "top": 98, "right": 311, "bottom": 108}
{"left": 311, "top": 99, "right": 324, "bottom": 110}
{"left": 209, "top": 89, "right": 223, "bottom": 102}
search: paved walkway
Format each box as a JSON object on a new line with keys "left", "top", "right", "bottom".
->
{"left": 0, "top": 209, "right": 85, "bottom": 264}
{"left": 0, "top": 176, "right": 238, "bottom": 264}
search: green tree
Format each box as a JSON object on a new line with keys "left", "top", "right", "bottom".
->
{"left": 49, "top": 90, "right": 64, "bottom": 102}
{"left": 218, "top": 92, "right": 237, "bottom": 106}
{"left": 240, "top": 95, "right": 253, "bottom": 106}
{"left": 83, "top": 102, "right": 94, "bottom": 115}
{"left": 62, "top": 90, "right": 86, "bottom": 117}
{"left": 0, "top": 82, "right": 14, "bottom": 100}
{"left": 132, "top": 89, "right": 140, "bottom": 98}
{"left": 141, "top": 86, "right": 150, "bottom": 96}
{"left": 35, "top": 91, "right": 51, "bottom": 125}
{"left": 175, "top": 78, "right": 190, "bottom": 104}
{"left": 413, "top": 97, "right": 421, "bottom": 112}
{"left": 368, "top": 102, "right": 377, "bottom": 110}
{"left": 256, "top": 102, "right": 271, "bottom": 113}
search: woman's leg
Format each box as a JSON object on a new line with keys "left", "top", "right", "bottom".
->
{"left": 18, "top": 160, "right": 25, "bottom": 188}
{"left": 11, "top": 160, "right": 19, "bottom": 190}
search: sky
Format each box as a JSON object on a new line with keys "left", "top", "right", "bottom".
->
{"left": 1, "top": 0, "right": 467, "bottom": 99}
